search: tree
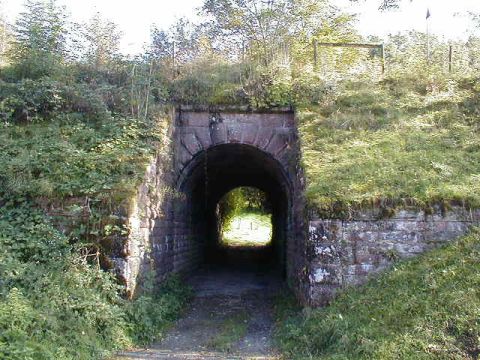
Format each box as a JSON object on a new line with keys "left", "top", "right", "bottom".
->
{"left": 9, "top": 0, "right": 67, "bottom": 78}
{"left": 201, "top": 0, "right": 356, "bottom": 65}
{"left": 80, "top": 13, "right": 122, "bottom": 68}
{"left": 0, "top": 1, "right": 9, "bottom": 65}
{"left": 150, "top": 27, "right": 171, "bottom": 61}
{"left": 202, "top": 0, "right": 296, "bottom": 63}
{"left": 150, "top": 18, "right": 201, "bottom": 65}
{"left": 350, "top": 0, "right": 401, "bottom": 11}
{"left": 377, "top": 0, "right": 400, "bottom": 10}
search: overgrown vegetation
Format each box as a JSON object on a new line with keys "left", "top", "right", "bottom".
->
{"left": 275, "top": 229, "right": 480, "bottom": 359}
{"left": 1, "top": 0, "right": 480, "bottom": 357}
{"left": 218, "top": 187, "right": 273, "bottom": 247}
{"left": 0, "top": 203, "right": 191, "bottom": 359}
{"left": 299, "top": 71, "right": 480, "bottom": 217}
{"left": 218, "top": 187, "right": 271, "bottom": 229}
{"left": 0, "top": 1, "right": 188, "bottom": 358}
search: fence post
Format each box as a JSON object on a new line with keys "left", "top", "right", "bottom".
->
{"left": 448, "top": 44, "right": 453, "bottom": 73}
{"left": 381, "top": 43, "right": 385, "bottom": 74}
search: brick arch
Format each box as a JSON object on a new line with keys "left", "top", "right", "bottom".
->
{"left": 175, "top": 142, "right": 294, "bottom": 197}
{"left": 173, "top": 107, "right": 298, "bottom": 183}
{"left": 118, "top": 107, "right": 308, "bottom": 302}
{"left": 167, "top": 108, "right": 307, "bottom": 296}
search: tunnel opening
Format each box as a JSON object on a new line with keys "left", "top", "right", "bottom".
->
{"left": 178, "top": 143, "right": 292, "bottom": 280}
{"left": 218, "top": 186, "right": 273, "bottom": 249}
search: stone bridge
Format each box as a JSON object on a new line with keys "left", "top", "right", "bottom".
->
{"left": 118, "top": 106, "right": 309, "bottom": 302}
{"left": 172, "top": 107, "right": 306, "bottom": 291}
{"left": 117, "top": 106, "right": 480, "bottom": 306}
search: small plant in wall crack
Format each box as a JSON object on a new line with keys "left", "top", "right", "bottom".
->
{"left": 383, "top": 248, "right": 400, "bottom": 261}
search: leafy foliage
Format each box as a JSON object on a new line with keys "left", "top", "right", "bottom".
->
{"left": 218, "top": 187, "right": 273, "bottom": 246}
{"left": 1, "top": 0, "right": 480, "bottom": 357}
{"left": 8, "top": 0, "right": 67, "bottom": 79}
{"left": 0, "top": 203, "right": 191, "bottom": 359}
{"left": 0, "top": 3, "right": 187, "bottom": 357}
{"left": 80, "top": 12, "right": 122, "bottom": 68}
{"left": 218, "top": 187, "right": 270, "bottom": 228}
{"left": 275, "top": 229, "right": 480, "bottom": 359}
{"left": 124, "top": 274, "right": 192, "bottom": 345}
{"left": 0, "top": 117, "right": 156, "bottom": 199}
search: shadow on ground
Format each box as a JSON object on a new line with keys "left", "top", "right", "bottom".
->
{"left": 115, "top": 266, "right": 285, "bottom": 360}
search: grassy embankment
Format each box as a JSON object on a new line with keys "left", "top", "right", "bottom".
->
{"left": 274, "top": 73, "right": 480, "bottom": 359}
{"left": 0, "top": 78, "right": 192, "bottom": 359}
{"left": 1, "top": 55, "right": 479, "bottom": 360}
{"left": 275, "top": 230, "right": 480, "bottom": 359}
{"left": 298, "top": 74, "right": 480, "bottom": 217}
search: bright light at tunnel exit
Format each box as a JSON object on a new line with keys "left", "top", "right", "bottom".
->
{"left": 222, "top": 213, "right": 272, "bottom": 247}
{"left": 218, "top": 187, "right": 273, "bottom": 248}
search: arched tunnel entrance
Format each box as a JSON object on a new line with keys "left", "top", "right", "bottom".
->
{"left": 179, "top": 143, "right": 292, "bottom": 279}
{"left": 119, "top": 109, "right": 306, "bottom": 302}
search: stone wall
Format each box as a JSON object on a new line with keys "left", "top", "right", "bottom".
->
{"left": 113, "top": 107, "right": 479, "bottom": 305}
{"left": 113, "top": 112, "right": 181, "bottom": 298}
{"left": 307, "top": 207, "right": 480, "bottom": 306}
{"left": 114, "top": 107, "right": 307, "bottom": 299}
{"left": 173, "top": 107, "right": 306, "bottom": 296}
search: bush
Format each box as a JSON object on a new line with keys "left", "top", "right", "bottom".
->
{"left": 0, "top": 202, "right": 191, "bottom": 359}
{"left": 171, "top": 59, "right": 247, "bottom": 105}
{"left": 125, "top": 275, "right": 192, "bottom": 345}
{"left": 0, "top": 78, "right": 65, "bottom": 123}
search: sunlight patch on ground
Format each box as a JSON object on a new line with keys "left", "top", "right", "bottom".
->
{"left": 221, "top": 213, "right": 272, "bottom": 247}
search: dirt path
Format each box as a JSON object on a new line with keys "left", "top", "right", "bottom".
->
{"left": 116, "top": 267, "right": 284, "bottom": 360}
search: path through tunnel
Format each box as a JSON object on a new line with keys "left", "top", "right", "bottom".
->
{"left": 178, "top": 143, "right": 293, "bottom": 282}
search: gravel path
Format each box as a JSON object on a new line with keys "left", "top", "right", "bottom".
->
{"left": 115, "top": 266, "right": 285, "bottom": 360}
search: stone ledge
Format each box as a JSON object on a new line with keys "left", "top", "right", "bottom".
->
{"left": 178, "top": 104, "right": 294, "bottom": 114}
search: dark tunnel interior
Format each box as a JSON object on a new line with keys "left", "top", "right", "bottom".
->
{"left": 179, "top": 143, "right": 292, "bottom": 277}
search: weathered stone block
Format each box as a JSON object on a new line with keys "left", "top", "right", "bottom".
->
{"left": 183, "top": 112, "right": 210, "bottom": 127}
{"left": 226, "top": 124, "right": 243, "bottom": 143}
{"left": 251, "top": 126, "right": 273, "bottom": 150}
{"left": 193, "top": 127, "right": 212, "bottom": 149}
{"left": 309, "top": 264, "right": 342, "bottom": 285}
{"left": 209, "top": 121, "right": 228, "bottom": 145}
{"left": 266, "top": 132, "right": 289, "bottom": 156}
{"left": 240, "top": 124, "right": 259, "bottom": 144}
{"left": 181, "top": 132, "right": 202, "bottom": 155}
{"left": 309, "top": 220, "right": 342, "bottom": 243}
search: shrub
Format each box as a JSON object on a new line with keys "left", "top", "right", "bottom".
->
{"left": 0, "top": 202, "right": 191, "bottom": 359}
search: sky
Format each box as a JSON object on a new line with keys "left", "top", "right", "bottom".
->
{"left": 341, "top": 0, "right": 480, "bottom": 41}
{"left": 2, "top": 0, "right": 480, "bottom": 55}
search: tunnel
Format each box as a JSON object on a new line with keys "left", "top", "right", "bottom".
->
{"left": 177, "top": 143, "right": 293, "bottom": 278}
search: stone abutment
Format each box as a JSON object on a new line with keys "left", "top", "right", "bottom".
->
{"left": 115, "top": 107, "right": 480, "bottom": 305}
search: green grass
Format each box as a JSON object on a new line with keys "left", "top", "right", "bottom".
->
{"left": 0, "top": 110, "right": 171, "bottom": 261}
{"left": 221, "top": 212, "right": 272, "bottom": 247}
{"left": 0, "top": 117, "right": 163, "bottom": 203}
{"left": 275, "top": 229, "right": 480, "bottom": 359}
{"left": 207, "top": 311, "right": 249, "bottom": 352}
{"left": 0, "top": 203, "right": 192, "bottom": 360}
{"left": 299, "top": 73, "right": 480, "bottom": 217}
{"left": 0, "top": 73, "right": 183, "bottom": 359}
